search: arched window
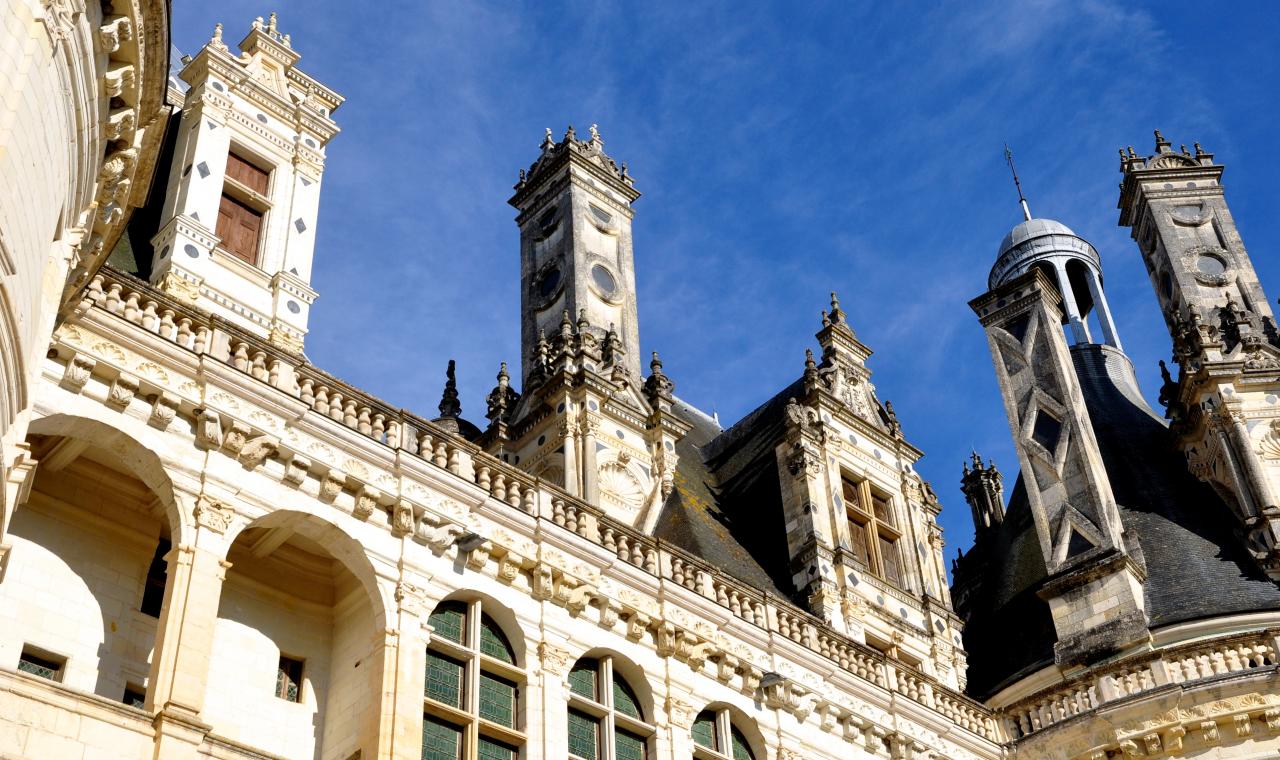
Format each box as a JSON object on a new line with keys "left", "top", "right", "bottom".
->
{"left": 424, "top": 599, "right": 524, "bottom": 759}
{"left": 691, "top": 708, "right": 755, "bottom": 760}
{"left": 567, "top": 656, "right": 654, "bottom": 760}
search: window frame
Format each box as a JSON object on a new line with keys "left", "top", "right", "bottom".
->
{"left": 216, "top": 148, "right": 273, "bottom": 268}
{"left": 17, "top": 646, "right": 65, "bottom": 683}
{"left": 691, "top": 707, "right": 756, "bottom": 760}
{"left": 566, "top": 656, "right": 655, "bottom": 760}
{"left": 842, "top": 474, "right": 904, "bottom": 587}
{"left": 424, "top": 599, "right": 526, "bottom": 759}
{"left": 275, "top": 654, "right": 304, "bottom": 703}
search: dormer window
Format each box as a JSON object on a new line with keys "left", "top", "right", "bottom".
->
{"left": 842, "top": 475, "right": 903, "bottom": 587}
{"left": 217, "top": 151, "right": 271, "bottom": 266}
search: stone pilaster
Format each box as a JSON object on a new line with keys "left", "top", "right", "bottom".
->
{"left": 377, "top": 578, "right": 431, "bottom": 760}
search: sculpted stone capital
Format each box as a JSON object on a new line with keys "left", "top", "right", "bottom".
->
{"left": 537, "top": 640, "right": 574, "bottom": 674}
{"left": 194, "top": 496, "right": 235, "bottom": 534}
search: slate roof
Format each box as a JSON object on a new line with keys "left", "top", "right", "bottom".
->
{"left": 954, "top": 345, "right": 1280, "bottom": 700}
{"left": 654, "top": 385, "right": 806, "bottom": 602}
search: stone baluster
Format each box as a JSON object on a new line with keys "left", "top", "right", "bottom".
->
{"left": 328, "top": 390, "right": 344, "bottom": 421}
{"left": 193, "top": 326, "right": 210, "bottom": 354}
{"left": 372, "top": 413, "right": 386, "bottom": 442}
{"left": 142, "top": 300, "right": 159, "bottom": 331}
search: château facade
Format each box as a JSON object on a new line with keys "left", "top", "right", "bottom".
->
{"left": 0, "top": 8, "right": 1278, "bottom": 760}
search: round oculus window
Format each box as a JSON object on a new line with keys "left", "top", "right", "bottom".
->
{"left": 1196, "top": 254, "right": 1226, "bottom": 276}
{"left": 538, "top": 267, "right": 561, "bottom": 298}
{"left": 591, "top": 264, "right": 617, "bottom": 298}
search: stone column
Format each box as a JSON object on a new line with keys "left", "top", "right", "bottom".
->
{"left": 1053, "top": 261, "right": 1092, "bottom": 345}
{"left": 147, "top": 496, "right": 235, "bottom": 759}
{"left": 560, "top": 415, "right": 579, "bottom": 497}
{"left": 580, "top": 413, "right": 600, "bottom": 505}
{"left": 1083, "top": 267, "right": 1122, "bottom": 350}
{"left": 376, "top": 579, "right": 430, "bottom": 760}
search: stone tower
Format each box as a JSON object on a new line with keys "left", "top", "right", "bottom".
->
{"left": 488, "top": 128, "right": 688, "bottom": 530}
{"left": 1119, "top": 131, "right": 1280, "bottom": 577}
{"left": 149, "top": 15, "right": 342, "bottom": 353}
{"left": 509, "top": 126, "right": 642, "bottom": 384}
{"left": 971, "top": 210, "right": 1148, "bottom": 665}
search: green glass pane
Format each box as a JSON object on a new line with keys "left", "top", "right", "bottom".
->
{"left": 478, "top": 672, "right": 516, "bottom": 727}
{"left": 615, "top": 729, "right": 646, "bottom": 760}
{"left": 17, "top": 655, "right": 58, "bottom": 681}
{"left": 567, "top": 708, "right": 599, "bottom": 760}
{"left": 425, "top": 652, "right": 465, "bottom": 708}
{"left": 421, "top": 716, "right": 462, "bottom": 760}
{"left": 429, "top": 602, "right": 467, "bottom": 644}
{"left": 568, "top": 660, "right": 597, "bottom": 700}
{"left": 612, "top": 676, "right": 642, "bottom": 719}
{"left": 691, "top": 711, "right": 716, "bottom": 749}
{"left": 478, "top": 737, "right": 517, "bottom": 760}
{"left": 479, "top": 614, "right": 515, "bottom": 663}
{"left": 731, "top": 726, "right": 754, "bottom": 760}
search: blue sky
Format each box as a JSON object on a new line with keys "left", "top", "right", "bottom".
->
{"left": 174, "top": 2, "right": 1280, "bottom": 567}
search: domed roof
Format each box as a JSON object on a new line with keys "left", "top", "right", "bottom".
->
{"left": 996, "top": 218, "right": 1077, "bottom": 259}
{"left": 988, "top": 217, "right": 1099, "bottom": 290}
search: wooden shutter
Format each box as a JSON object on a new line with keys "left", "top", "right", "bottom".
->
{"left": 226, "top": 152, "right": 269, "bottom": 194}
{"left": 216, "top": 193, "right": 263, "bottom": 265}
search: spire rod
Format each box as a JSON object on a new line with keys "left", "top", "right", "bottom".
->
{"left": 1004, "top": 144, "right": 1032, "bottom": 222}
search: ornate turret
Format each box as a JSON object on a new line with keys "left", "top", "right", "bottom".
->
{"left": 960, "top": 453, "right": 1004, "bottom": 533}
{"left": 149, "top": 14, "right": 342, "bottom": 353}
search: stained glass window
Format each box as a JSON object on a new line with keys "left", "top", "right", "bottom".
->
{"left": 691, "top": 707, "right": 756, "bottom": 760}
{"left": 422, "top": 716, "right": 463, "bottom": 760}
{"left": 424, "top": 599, "right": 524, "bottom": 759}
{"left": 567, "top": 656, "right": 653, "bottom": 760}
{"left": 568, "top": 709, "right": 600, "bottom": 760}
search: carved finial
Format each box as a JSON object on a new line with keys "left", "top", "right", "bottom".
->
{"left": 804, "top": 347, "right": 817, "bottom": 371}
{"left": 486, "top": 362, "right": 518, "bottom": 423}
{"left": 828, "top": 291, "right": 847, "bottom": 323}
{"left": 971, "top": 450, "right": 983, "bottom": 469}
{"left": 643, "top": 351, "right": 675, "bottom": 404}
{"left": 884, "top": 400, "right": 902, "bottom": 438}
{"left": 1127, "top": 145, "right": 1137, "bottom": 158}
{"left": 821, "top": 309, "right": 830, "bottom": 328}
{"left": 212, "top": 22, "right": 223, "bottom": 44}
{"left": 589, "top": 123, "right": 601, "bottom": 143}
{"left": 438, "top": 359, "right": 462, "bottom": 419}
{"left": 282, "top": 33, "right": 291, "bottom": 48}
{"left": 268, "top": 12, "right": 279, "bottom": 33}
{"left": 650, "top": 351, "right": 663, "bottom": 373}
{"left": 1181, "top": 144, "right": 1190, "bottom": 156}
{"left": 253, "top": 16, "right": 264, "bottom": 30}
{"left": 564, "top": 125, "right": 576, "bottom": 142}
{"left": 620, "top": 162, "right": 629, "bottom": 180}
{"left": 1154, "top": 129, "right": 1170, "bottom": 152}
{"left": 1194, "top": 142, "right": 1205, "bottom": 156}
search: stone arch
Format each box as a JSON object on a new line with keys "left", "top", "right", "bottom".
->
{"left": 207, "top": 508, "right": 389, "bottom": 759}
{"left": 575, "top": 646, "right": 657, "bottom": 721}
{"left": 221, "top": 508, "right": 390, "bottom": 632}
{"left": 26, "top": 412, "right": 187, "bottom": 544}
{"left": 698, "top": 699, "right": 770, "bottom": 759}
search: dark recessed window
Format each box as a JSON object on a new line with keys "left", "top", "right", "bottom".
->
{"left": 539, "top": 267, "right": 562, "bottom": 298}
{"left": 122, "top": 684, "right": 146, "bottom": 708}
{"left": 140, "top": 537, "right": 171, "bottom": 617}
{"left": 18, "top": 647, "right": 64, "bottom": 682}
{"left": 1031, "top": 411, "right": 1063, "bottom": 450}
{"left": 276, "top": 655, "right": 304, "bottom": 702}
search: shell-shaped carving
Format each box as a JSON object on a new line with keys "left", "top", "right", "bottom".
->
{"left": 1259, "top": 421, "right": 1280, "bottom": 460}
{"left": 92, "top": 341, "right": 128, "bottom": 364}
{"left": 598, "top": 461, "right": 644, "bottom": 514}
{"left": 136, "top": 361, "right": 169, "bottom": 383}
{"left": 536, "top": 464, "right": 565, "bottom": 487}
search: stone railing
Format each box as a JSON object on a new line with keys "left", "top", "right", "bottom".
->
{"left": 77, "top": 268, "right": 999, "bottom": 742}
{"left": 1004, "top": 629, "right": 1280, "bottom": 739}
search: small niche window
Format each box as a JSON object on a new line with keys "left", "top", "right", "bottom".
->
{"left": 691, "top": 708, "right": 755, "bottom": 760}
{"left": 139, "top": 537, "right": 171, "bottom": 617}
{"left": 122, "top": 683, "right": 146, "bottom": 708}
{"left": 842, "top": 475, "right": 903, "bottom": 587}
{"left": 216, "top": 151, "right": 271, "bottom": 266}
{"left": 17, "top": 647, "right": 64, "bottom": 682}
{"left": 567, "top": 656, "right": 653, "bottom": 760}
{"left": 276, "top": 655, "right": 304, "bottom": 702}
{"left": 424, "top": 599, "right": 524, "bottom": 759}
